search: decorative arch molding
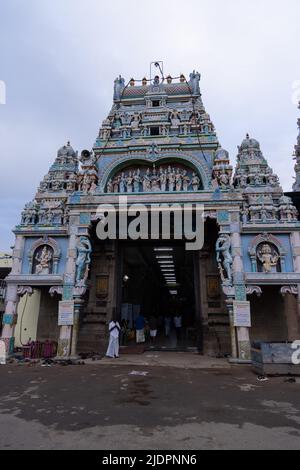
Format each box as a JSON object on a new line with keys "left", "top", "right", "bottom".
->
{"left": 248, "top": 233, "right": 287, "bottom": 273}
{"left": 28, "top": 236, "right": 61, "bottom": 275}
{"left": 98, "top": 151, "right": 212, "bottom": 192}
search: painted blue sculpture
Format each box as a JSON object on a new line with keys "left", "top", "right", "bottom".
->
{"left": 75, "top": 237, "right": 92, "bottom": 285}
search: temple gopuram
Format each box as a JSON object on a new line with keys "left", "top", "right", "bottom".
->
{"left": 1, "top": 69, "right": 300, "bottom": 361}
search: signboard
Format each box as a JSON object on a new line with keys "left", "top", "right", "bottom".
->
{"left": 58, "top": 301, "right": 74, "bottom": 326}
{"left": 233, "top": 301, "right": 251, "bottom": 328}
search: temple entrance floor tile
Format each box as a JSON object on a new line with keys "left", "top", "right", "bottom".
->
{"left": 85, "top": 352, "right": 232, "bottom": 369}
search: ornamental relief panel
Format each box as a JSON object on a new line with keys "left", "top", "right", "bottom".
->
{"left": 105, "top": 163, "right": 202, "bottom": 194}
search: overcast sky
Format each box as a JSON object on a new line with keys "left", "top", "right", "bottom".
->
{"left": 0, "top": 0, "right": 300, "bottom": 251}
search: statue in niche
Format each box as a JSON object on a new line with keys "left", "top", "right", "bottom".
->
{"left": 216, "top": 234, "right": 233, "bottom": 285}
{"left": 189, "top": 70, "right": 201, "bottom": 95}
{"left": 75, "top": 237, "right": 92, "bottom": 285}
{"left": 34, "top": 246, "right": 53, "bottom": 275}
{"left": 151, "top": 167, "right": 160, "bottom": 192}
{"left": 191, "top": 172, "right": 200, "bottom": 191}
{"left": 159, "top": 168, "right": 167, "bottom": 192}
{"left": 119, "top": 172, "right": 127, "bottom": 193}
{"left": 182, "top": 170, "right": 190, "bottom": 191}
{"left": 167, "top": 166, "right": 175, "bottom": 191}
{"left": 170, "top": 110, "right": 180, "bottom": 127}
{"left": 241, "top": 205, "right": 249, "bottom": 224}
{"left": 107, "top": 179, "right": 113, "bottom": 193}
{"left": 63, "top": 208, "right": 70, "bottom": 226}
{"left": 260, "top": 205, "right": 268, "bottom": 223}
{"left": 175, "top": 168, "right": 183, "bottom": 191}
{"left": 126, "top": 171, "right": 134, "bottom": 193}
{"left": 257, "top": 243, "right": 279, "bottom": 273}
{"left": 218, "top": 170, "right": 230, "bottom": 189}
{"left": 131, "top": 113, "right": 140, "bottom": 129}
{"left": 143, "top": 169, "right": 152, "bottom": 192}
{"left": 133, "top": 169, "right": 141, "bottom": 193}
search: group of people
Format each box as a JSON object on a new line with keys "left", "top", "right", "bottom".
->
{"left": 106, "top": 313, "right": 183, "bottom": 359}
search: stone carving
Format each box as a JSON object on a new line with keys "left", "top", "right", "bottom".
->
{"left": 78, "top": 150, "right": 98, "bottom": 194}
{"left": 17, "top": 286, "right": 33, "bottom": 297}
{"left": 34, "top": 246, "right": 53, "bottom": 275}
{"left": 257, "top": 243, "right": 279, "bottom": 273}
{"left": 113, "top": 75, "right": 125, "bottom": 101}
{"left": 216, "top": 234, "right": 233, "bottom": 285}
{"left": 280, "top": 286, "right": 298, "bottom": 296}
{"left": 49, "top": 286, "right": 63, "bottom": 297}
{"left": 75, "top": 237, "right": 92, "bottom": 285}
{"left": 189, "top": 70, "right": 201, "bottom": 95}
{"left": 106, "top": 164, "right": 199, "bottom": 193}
{"left": 246, "top": 286, "right": 262, "bottom": 297}
{"left": 278, "top": 195, "right": 298, "bottom": 222}
{"left": 21, "top": 201, "right": 38, "bottom": 225}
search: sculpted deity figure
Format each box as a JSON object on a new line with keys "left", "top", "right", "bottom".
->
{"left": 257, "top": 243, "right": 279, "bottom": 273}
{"left": 151, "top": 167, "right": 160, "bottom": 192}
{"left": 52, "top": 180, "right": 61, "bottom": 192}
{"left": 143, "top": 169, "right": 152, "bottom": 192}
{"left": 119, "top": 172, "right": 127, "bottom": 193}
{"left": 191, "top": 172, "right": 200, "bottom": 191}
{"left": 113, "top": 176, "right": 120, "bottom": 193}
{"left": 189, "top": 70, "right": 201, "bottom": 95}
{"left": 167, "top": 166, "right": 175, "bottom": 191}
{"left": 170, "top": 110, "right": 180, "bottom": 127}
{"left": 159, "top": 168, "right": 167, "bottom": 192}
{"left": 113, "top": 75, "right": 125, "bottom": 101}
{"left": 35, "top": 246, "right": 53, "bottom": 275}
{"left": 216, "top": 234, "right": 233, "bottom": 284}
{"left": 175, "top": 168, "right": 183, "bottom": 191}
{"left": 133, "top": 169, "right": 141, "bottom": 193}
{"left": 107, "top": 178, "right": 113, "bottom": 193}
{"left": 75, "top": 237, "right": 92, "bottom": 285}
{"left": 218, "top": 170, "right": 230, "bottom": 189}
{"left": 182, "top": 170, "right": 190, "bottom": 191}
{"left": 126, "top": 171, "right": 134, "bottom": 193}
{"left": 89, "top": 181, "right": 98, "bottom": 194}
{"left": 63, "top": 208, "right": 70, "bottom": 226}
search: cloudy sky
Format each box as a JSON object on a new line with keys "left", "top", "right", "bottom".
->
{"left": 0, "top": 0, "right": 299, "bottom": 251}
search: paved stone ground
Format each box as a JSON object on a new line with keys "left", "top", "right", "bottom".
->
{"left": 1, "top": 360, "right": 300, "bottom": 450}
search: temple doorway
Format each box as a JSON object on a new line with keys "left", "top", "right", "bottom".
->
{"left": 118, "top": 240, "right": 201, "bottom": 351}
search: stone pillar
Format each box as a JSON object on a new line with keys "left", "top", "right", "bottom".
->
{"left": 57, "top": 220, "right": 78, "bottom": 358}
{"left": 70, "top": 298, "right": 84, "bottom": 358}
{"left": 1, "top": 284, "right": 19, "bottom": 355}
{"left": 231, "top": 216, "right": 251, "bottom": 361}
{"left": 226, "top": 298, "right": 237, "bottom": 359}
{"left": 1, "top": 236, "right": 26, "bottom": 355}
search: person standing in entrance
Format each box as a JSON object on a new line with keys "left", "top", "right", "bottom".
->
{"left": 106, "top": 319, "right": 121, "bottom": 358}
{"left": 135, "top": 313, "right": 145, "bottom": 344}
{"left": 149, "top": 316, "right": 158, "bottom": 345}
{"left": 174, "top": 313, "right": 183, "bottom": 344}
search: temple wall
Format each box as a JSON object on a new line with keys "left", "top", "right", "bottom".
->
{"left": 249, "top": 287, "right": 287, "bottom": 343}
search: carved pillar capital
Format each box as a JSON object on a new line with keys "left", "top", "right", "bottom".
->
{"left": 246, "top": 286, "right": 262, "bottom": 297}
{"left": 280, "top": 286, "right": 298, "bottom": 297}
{"left": 17, "top": 286, "right": 33, "bottom": 297}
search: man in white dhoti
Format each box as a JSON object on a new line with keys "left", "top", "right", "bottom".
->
{"left": 106, "top": 320, "right": 121, "bottom": 358}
